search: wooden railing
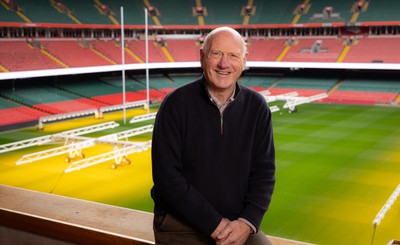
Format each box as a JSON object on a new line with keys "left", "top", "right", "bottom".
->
{"left": 0, "top": 184, "right": 154, "bottom": 244}
{"left": 0, "top": 184, "right": 319, "bottom": 245}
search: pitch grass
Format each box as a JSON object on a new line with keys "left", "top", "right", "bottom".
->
{"left": 0, "top": 103, "right": 399, "bottom": 245}
{"left": 265, "top": 103, "right": 400, "bottom": 245}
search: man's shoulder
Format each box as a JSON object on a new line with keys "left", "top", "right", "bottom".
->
{"left": 238, "top": 84, "right": 265, "bottom": 102}
{"left": 162, "top": 78, "right": 202, "bottom": 103}
{"left": 175, "top": 78, "right": 201, "bottom": 93}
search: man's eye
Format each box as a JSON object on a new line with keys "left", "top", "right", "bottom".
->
{"left": 210, "top": 52, "right": 222, "bottom": 58}
{"left": 229, "top": 54, "right": 239, "bottom": 60}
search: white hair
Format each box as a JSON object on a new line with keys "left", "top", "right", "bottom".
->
{"left": 202, "top": 26, "right": 247, "bottom": 58}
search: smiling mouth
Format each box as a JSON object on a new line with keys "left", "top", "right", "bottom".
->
{"left": 216, "top": 70, "right": 231, "bottom": 75}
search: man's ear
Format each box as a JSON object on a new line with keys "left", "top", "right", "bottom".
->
{"left": 200, "top": 49, "right": 205, "bottom": 68}
{"left": 242, "top": 52, "right": 248, "bottom": 70}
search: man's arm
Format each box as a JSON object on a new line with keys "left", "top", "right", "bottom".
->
{"left": 216, "top": 102, "right": 276, "bottom": 245}
{"left": 239, "top": 103, "right": 276, "bottom": 231}
{"left": 152, "top": 100, "right": 223, "bottom": 235}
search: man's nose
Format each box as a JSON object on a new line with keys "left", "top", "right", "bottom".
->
{"left": 217, "top": 55, "right": 230, "bottom": 68}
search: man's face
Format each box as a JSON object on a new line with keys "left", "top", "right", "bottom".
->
{"left": 200, "top": 31, "right": 248, "bottom": 91}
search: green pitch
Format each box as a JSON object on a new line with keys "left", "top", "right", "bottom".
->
{"left": 0, "top": 103, "right": 399, "bottom": 245}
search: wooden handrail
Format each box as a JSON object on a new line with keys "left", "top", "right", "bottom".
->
{"left": 0, "top": 184, "right": 154, "bottom": 244}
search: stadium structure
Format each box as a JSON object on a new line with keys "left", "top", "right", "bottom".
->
{"left": 0, "top": 1, "right": 399, "bottom": 244}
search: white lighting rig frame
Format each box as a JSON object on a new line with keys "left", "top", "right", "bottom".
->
{"left": 0, "top": 121, "right": 118, "bottom": 159}
{"left": 283, "top": 92, "right": 328, "bottom": 112}
{"left": 261, "top": 90, "right": 328, "bottom": 113}
{"left": 64, "top": 140, "right": 152, "bottom": 173}
{"left": 14, "top": 124, "right": 153, "bottom": 166}
{"left": 129, "top": 112, "right": 157, "bottom": 124}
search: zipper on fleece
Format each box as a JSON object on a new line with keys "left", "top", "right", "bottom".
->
{"left": 209, "top": 99, "right": 225, "bottom": 135}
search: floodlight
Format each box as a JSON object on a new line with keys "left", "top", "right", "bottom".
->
{"left": 372, "top": 184, "right": 400, "bottom": 226}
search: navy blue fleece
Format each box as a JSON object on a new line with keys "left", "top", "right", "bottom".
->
{"left": 151, "top": 76, "right": 275, "bottom": 236}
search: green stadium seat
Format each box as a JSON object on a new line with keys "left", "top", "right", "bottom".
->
{"left": 144, "top": 0, "right": 197, "bottom": 25}
{"left": 0, "top": 1, "right": 24, "bottom": 22}
{"left": 357, "top": 0, "right": 400, "bottom": 22}
{"left": 12, "top": 0, "right": 74, "bottom": 24}
{"left": 249, "top": 0, "right": 298, "bottom": 24}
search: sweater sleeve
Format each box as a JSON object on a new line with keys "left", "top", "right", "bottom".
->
{"left": 151, "top": 97, "right": 223, "bottom": 236}
{"left": 239, "top": 102, "right": 276, "bottom": 231}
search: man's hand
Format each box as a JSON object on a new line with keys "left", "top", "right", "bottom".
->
{"left": 215, "top": 219, "right": 252, "bottom": 245}
{"left": 211, "top": 218, "right": 230, "bottom": 240}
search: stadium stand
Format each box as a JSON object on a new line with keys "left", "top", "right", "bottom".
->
{"left": 91, "top": 92, "right": 146, "bottom": 105}
{"left": 0, "top": 80, "right": 107, "bottom": 114}
{"left": 137, "top": 75, "right": 173, "bottom": 90}
{"left": 165, "top": 39, "right": 200, "bottom": 62}
{"left": 13, "top": 0, "right": 74, "bottom": 24}
{"left": 0, "top": 96, "right": 48, "bottom": 126}
{"left": 54, "top": 76, "right": 122, "bottom": 99}
{"left": 247, "top": 38, "right": 286, "bottom": 61}
{"left": 0, "top": 0, "right": 24, "bottom": 23}
{"left": 297, "top": 0, "right": 353, "bottom": 24}
{"left": 275, "top": 76, "right": 338, "bottom": 90}
{"left": 2, "top": 0, "right": 400, "bottom": 70}
{"left": 197, "top": 0, "right": 243, "bottom": 25}
{"left": 40, "top": 40, "right": 114, "bottom": 67}
{"left": 323, "top": 90, "right": 398, "bottom": 105}
{"left": 280, "top": 38, "right": 344, "bottom": 62}
{"left": 269, "top": 87, "right": 327, "bottom": 97}
{"left": 239, "top": 75, "right": 280, "bottom": 91}
{"left": 142, "top": 73, "right": 198, "bottom": 95}
{"left": 168, "top": 74, "right": 199, "bottom": 88}
{"left": 342, "top": 37, "right": 400, "bottom": 63}
{"left": 3, "top": 36, "right": 400, "bottom": 72}
{"left": 101, "top": 76, "right": 147, "bottom": 92}
{"left": 126, "top": 39, "right": 169, "bottom": 63}
{"left": 357, "top": 0, "right": 400, "bottom": 22}
{"left": 0, "top": 106, "right": 47, "bottom": 126}
{"left": 337, "top": 78, "right": 400, "bottom": 93}
{"left": 250, "top": 0, "right": 299, "bottom": 24}
{"left": 1, "top": 71, "right": 397, "bottom": 128}
{"left": 53, "top": 74, "right": 165, "bottom": 104}
{"left": 89, "top": 39, "right": 140, "bottom": 64}
{"left": 144, "top": 0, "right": 197, "bottom": 25}
{"left": 95, "top": 76, "right": 149, "bottom": 104}
{"left": 0, "top": 40, "right": 63, "bottom": 71}
{"left": 34, "top": 98, "right": 107, "bottom": 115}
{"left": 4, "top": 86, "right": 77, "bottom": 105}
{"left": 53, "top": 1, "right": 114, "bottom": 24}
{"left": 266, "top": 76, "right": 337, "bottom": 97}
{"left": 1, "top": 0, "right": 400, "bottom": 26}
{"left": 101, "top": 0, "right": 145, "bottom": 24}
{"left": 323, "top": 78, "right": 400, "bottom": 105}
{"left": 132, "top": 75, "right": 172, "bottom": 101}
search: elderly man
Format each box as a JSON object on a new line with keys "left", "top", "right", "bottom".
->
{"left": 151, "top": 26, "right": 275, "bottom": 245}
